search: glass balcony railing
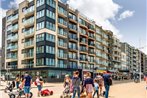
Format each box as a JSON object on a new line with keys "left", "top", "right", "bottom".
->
{"left": 79, "top": 29, "right": 87, "bottom": 35}
{"left": 58, "top": 29, "right": 67, "bottom": 37}
{"left": 69, "top": 24, "right": 77, "bottom": 31}
{"left": 10, "top": 35, "right": 18, "bottom": 41}
{"left": 24, "top": 28, "right": 34, "bottom": 36}
{"left": 11, "top": 55, "right": 17, "bottom": 59}
{"left": 88, "top": 33, "right": 95, "bottom": 38}
{"left": 69, "top": 46, "right": 77, "bottom": 50}
{"left": 12, "top": 25, "right": 18, "bottom": 32}
{"left": 58, "top": 42, "right": 67, "bottom": 47}
{"left": 58, "top": 19, "right": 67, "bottom": 26}
{"left": 24, "top": 41, "right": 34, "bottom": 47}
{"left": 89, "top": 42, "right": 95, "bottom": 46}
{"left": 89, "top": 50, "right": 95, "bottom": 54}
{"left": 80, "top": 48, "right": 87, "bottom": 52}
{"left": 11, "top": 14, "right": 18, "bottom": 21}
{"left": 69, "top": 35, "right": 78, "bottom": 40}
{"left": 24, "top": 18, "right": 34, "bottom": 25}
{"left": 24, "top": 64, "right": 33, "bottom": 68}
{"left": 58, "top": 53, "right": 67, "bottom": 58}
{"left": 69, "top": 56, "right": 77, "bottom": 59}
{"left": 24, "top": 53, "right": 33, "bottom": 58}
{"left": 69, "top": 15, "right": 77, "bottom": 21}
{"left": 58, "top": 7, "right": 67, "bottom": 16}
{"left": 80, "top": 57, "right": 87, "bottom": 61}
{"left": 24, "top": 6, "right": 34, "bottom": 15}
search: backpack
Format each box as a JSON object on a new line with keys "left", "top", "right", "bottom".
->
{"left": 108, "top": 78, "right": 112, "bottom": 86}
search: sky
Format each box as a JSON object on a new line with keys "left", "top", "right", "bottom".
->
{"left": 0, "top": 0, "right": 146, "bottom": 54}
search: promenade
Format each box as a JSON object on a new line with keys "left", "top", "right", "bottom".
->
{"left": 0, "top": 81, "right": 146, "bottom": 98}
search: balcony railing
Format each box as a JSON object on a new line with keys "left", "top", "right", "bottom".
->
{"left": 24, "top": 6, "right": 34, "bottom": 17}
{"left": 11, "top": 14, "right": 18, "bottom": 22}
{"left": 24, "top": 28, "right": 34, "bottom": 37}
{"left": 12, "top": 25, "right": 18, "bottom": 32}
{"left": 80, "top": 57, "right": 87, "bottom": 61}
{"left": 58, "top": 42, "right": 67, "bottom": 48}
{"left": 58, "top": 53, "right": 67, "bottom": 58}
{"left": 69, "top": 35, "right": 78, "bottom": 41}
{"left": 69, "top": 46, "right": 77, "bottom": 50}
{"left": 58, "top": 8, "right": 67, "bottom": 17}
{"left": 58, "top": 19, "right": 67, "bottom": 26}
{"left": 24, "top": 53, "right": 33, "bottom": 58}
{"left": 10, "top": 35, "right": 18, "bottom": 41}
{"left": 58, "top": 29, "right": 67, "bottom": 37}
{"left": 24, "top": 18, "right": 34, "bottom": 27}
{"left": 24, "top": 41, "right": 34, "bottom": 47}
{"left": 80, "top": 48, "right": 87, "bottom": 52}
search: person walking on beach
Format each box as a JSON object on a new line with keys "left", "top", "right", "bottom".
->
{"left": 72, "top": 71, "right": 81, "bottom": 98}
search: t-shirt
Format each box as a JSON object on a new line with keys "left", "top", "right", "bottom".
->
{"left": 24, "top": 75, "right": 32, "bottom": 86}
{"left": 36, "top": 78, "right": 41, "bottom": 85}
{"left": 94, "top": 83, "right": 99, "bottom": 91}
{"left": 103, "top": 74, "right": 111, "bottom": 85}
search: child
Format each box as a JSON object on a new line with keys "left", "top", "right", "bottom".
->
{"left": 93, "top": 79, "right": 99, "bottom": 98}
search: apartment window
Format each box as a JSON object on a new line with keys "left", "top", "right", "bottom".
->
{"left": 46, "top": 10, "right": 55, "bottom": 19}
{"left": 46, "top": 58, "right": 55, "bottom": 66}
{"left": 7, "top": 25, "right": 12, "bottom": 31}
{"left": 58, "top": 60, "right": 64, "bottom": 68}
{"left": 46, "top": 46, "right": 55, "bottom": 54}
{"left": 36, "top": 58, "right": 44, "bottom": 66}
{"left": 36, "top": 46, "right": 44, "bottom": 54}
{"left": 37, "top": 10, "right": 45, "bottom": 19}
{"left": 46, "top": 21, "right": 55, "bottom": 31}
{"left": 37, "top": 21, "right": 44, "bottom": 30}
{"left": 46, "top": 33, "right": 55, "bottom": 42}
{"left": 69, "top": 61, "right": 77, "bottom": 68}
{"left": 69, "top": 42, "right": 77, "bottom": 49}
{"left": 89, "top": 56, "right": 94, "bottom": 62}
{"left": 69, "top": 52, "right": 77, "bottom": 59}
{"left": 47, "top": 0, "right": 56, "bottom": 8}
{"left": 37, "top": 0, "right": 45, "bottom": 7}
{"left": 58, "top": 6, "right": 67, "bottom": 15}
{"left": 36, "top": 33, "right": 45, "bottom": 42}
{"left": 69, "top": 13, "right": 76, "bottom": 20}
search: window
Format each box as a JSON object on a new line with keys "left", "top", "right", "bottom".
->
{"left": 36, "top": 58, "right": 44, "bottom": 66}
{"left": 69, "top": 42, "right": 77, "bottom": 49}
{"left": 46, "top": 10, "right": 55, "bottom": 19}
{"left": 89, "top": 56, "right": 94, "bottom": 62}
{"left": 46, "top": 46, "right": 55, "bottom": 54}
{"left": 46, "top": 33, "right": 55, "bottom": 42}
{"left": 69, "top": 52, "right": 77, "bottom": 59}
{"left": 36, "top": 33, "right": 45, "bottom": 42}
{"left": 37, "top": 21, "right": 44, "bottom": 30}
{"left": 7, "top": 25, "right": 12, "bottom": 31}
{"left": 37, "top": 0, "right": 45, "bottom": 7}
{"left": 69, "top": 61, "right": 77, "bottom": 68}
{"left": 47, "top": 0, "right": 56, "bottom": 8}
{"left": 46, "top": 58, "right": 55, "bottom": 66}
{"left": 36, "top": 46, "right": 44, "bottom": 54}
{"left": 58, "top": 60, "right": 64, "bottom": 68}
{"left": 37, "top": 10, "right": 45, "bottom": 19}
{"left": 46, "top": 21, "right": 55, "bottom": 31}
{"left": 58, "top": 6, "right": 67, "bottom": 15}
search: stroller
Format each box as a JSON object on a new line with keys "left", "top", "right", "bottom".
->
{"left": 8, "top": 86, "right": 33, "bottom": 98}
{"left": 60, "top": 84, "right": 71, "bottom": 98}
{"left": 4, "top": 81, "right": 15, "bottom": 93}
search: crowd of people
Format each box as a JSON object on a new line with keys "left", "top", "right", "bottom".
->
{"left": 63, "top": 71, "right": 112, "bottom": 98}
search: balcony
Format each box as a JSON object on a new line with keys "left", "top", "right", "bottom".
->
{"left": 10, "top": 35, "right": 18, "bottom": 42}
{"left": 89, "top": 50, "right": 95, "bottom": 54}
{"left": 58, "top": 8, "right": 67, "bottom": 18}
{"left": 24, "top": 64, "right": 34, "bottom": 68}
{"left": 69, "top": 24, "right": 77, "bottom": 33}
{"left": 88, "top": 26, "right": 95, "bottom": 33}
{"left": 80, "top": 48, "right": 88, "bottom": 53}
{"left": 11, "top": 25, "right": 18, "bottom": 33}
{"left": 80, "top": 57, "right": 87, "bottom": 62}
{"left": 69, "top": 56, "right": 78, "bottom": 61}
{"left": 80, "top": 39, "right": 87, "bottom": 45}
{"left": 24, "top": 28, "right": 34, "bottom": 38}
{"left": 11, "top": 14, "right": 18, "bottom": 24}
{"left": 68, "top": 35, "right": 78, "bottom": 42}
{"left": 58, "top": 53, "right": 67, "bottom": 59}
{"left": 88, "top": 33, "right": 95, "bottom": 39}
{"left": 24, "top": 53, "right": 34, "bottom": 60}
{"left": 24, "top": 41, "right": 34, "bottom": 49}
{"left": 10, "top": 45, "right": 18, "bottom": 52}
{"left": 58, "top": 19, "right": 67, "bottom": 28}
{"left": 88, "top": 42, "right": 95, "bottom": 47}
{"left": 24, "top": 18, "right": 34, "bottom": 28}
{"left": 79, "top": 29, "right": 87, "bottom": 37}
{"left": 79, "top": 22, "right": 87, "bottom": 29}
{"left": 58, "top": 29, "right": 67, "bottom": 38}
{"left": 58, "top": 42, "right": 67, "bottom": 49}
{"left": 68, "top": 46, "right": 78, "bottom": 52}
{"left": 69, "top": 16, "right": 77, "bottom": 24}
{"left": 24, "top": 6, "right": 34, "bottom": 18}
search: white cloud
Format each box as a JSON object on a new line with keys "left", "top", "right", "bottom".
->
{"left": 9, "top": 0, "right": 24, "bottom": 8}
{"left": 118, "top": 10, "right": 134, "bottom": 21}
{"left": 67, "top": 0, "right": 123, "bottom": 39}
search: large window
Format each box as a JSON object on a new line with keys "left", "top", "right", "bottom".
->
{"left": 37, "top": 21, "right": 44, "bottom": 30}
{"left": 58, "top": 6, "right": 67, "bottom": 15}
{"left": 58, "top": 60, "right": 66, "bottom": 68}
{"left": 69, "top": 52, "right": 77, "bottom": 59}
{"left": 69, "top": 61, "right": 77, "bottom": 68}
{"left": 47, "top": 0, "right": 56, "bottom": 8}
{"left": 46, "top": 58, "right": 55, "bottom": 66}
{"left": 89, "top": 56, "right": 94, "bottom": 62}
{"left": 69, "top": 42, "right": 77, "bottom": 49}
{"left": 37, "top": 10, "right": 45, "bottom": 19}
{"left": 46, "top": 46, "right": 55, "bottom": 54}
{"left": 36, "top": 46, "right": 44, "bottom": 54}
{"left": 46, "top": 33, "right": 55, "bottom": 42}
{"left": 46, "top": 10, "right": 55, "bottom": 19}
{"left": 37, "top": 0, "right": 45, "bottom": 7}
{"left": 46, "top": 21, "right": 55, "bottom": 31}
{"left": 36, "top": 33, "right": 45, "bottom": 42}
{"left": 36, "top": 58, "right": 44, "bottom": 66}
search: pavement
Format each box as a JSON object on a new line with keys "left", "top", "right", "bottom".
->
{"left": 0, "top": 81, "right": 147, "bottom": 98}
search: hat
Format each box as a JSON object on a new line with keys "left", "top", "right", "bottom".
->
{"left": 65, "top": 74, "right": 69, "bottom": 77}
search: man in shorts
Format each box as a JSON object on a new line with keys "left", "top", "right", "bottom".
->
{"left": 22, "top": 73, "right": 32, "bottom": 98}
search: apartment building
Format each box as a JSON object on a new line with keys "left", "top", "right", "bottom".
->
{"left": 3, "top": 0, "right": 98, "bottom": 81}
{"left": 95, "top": 26, "right": 113, "bottom": 72}
{"left": 120, "top": 52, "right": 127, "bottom": 70}
{"left": 112, "top": 37, "right": 121, "bottom": 70}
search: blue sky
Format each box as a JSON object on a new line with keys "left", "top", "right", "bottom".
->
{"left": 0, "top": 0, "right": 146, "bottom": 53}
